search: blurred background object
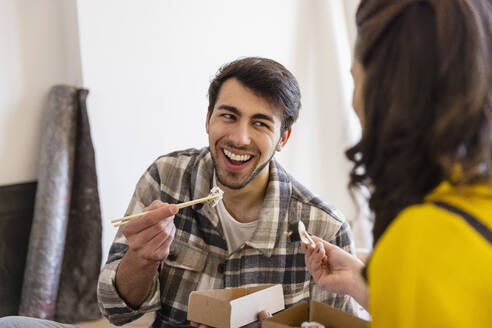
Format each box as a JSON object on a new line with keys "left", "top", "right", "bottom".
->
{"left": 18, "top": 86, "right": 102, "bottom": 323}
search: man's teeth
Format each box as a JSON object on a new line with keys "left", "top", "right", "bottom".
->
{"left": 224, "top": 149, "right": 252, "bottom": 162}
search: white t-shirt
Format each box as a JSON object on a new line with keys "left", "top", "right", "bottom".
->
{"left": 196, "top": 177, "right": 259, "bottom": 291}
{"left": 214, "top": 175, "right": 258, "bottom": 254}
{"left": 216, "top": 197, "right": 258, "bottom": 254}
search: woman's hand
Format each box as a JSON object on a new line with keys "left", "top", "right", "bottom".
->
{"left": 302, "top": 236, "right": 369, "bottom": 309}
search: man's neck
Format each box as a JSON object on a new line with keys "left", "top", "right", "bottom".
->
{"left": 218, "top": 166, "right": 270, "bottom": 223}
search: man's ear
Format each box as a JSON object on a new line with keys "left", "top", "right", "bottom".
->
{"left": 276, "top": 128, "right": 292, "bottom": 152}
{"left": 205, "top": 111, "right": 211, "bottom": 134}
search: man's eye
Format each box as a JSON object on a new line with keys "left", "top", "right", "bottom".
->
{"left": 222, "top": 114, "right": 234, "bottom": 120}
{"left": 254, "top": 121, "right": 269, "bottom": 128}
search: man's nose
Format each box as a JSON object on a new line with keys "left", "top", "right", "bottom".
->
{"left": 229, "top": 124, "right": 251, "bottom": 146}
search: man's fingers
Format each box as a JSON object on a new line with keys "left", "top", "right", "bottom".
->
{"left": 142, "top": 204, "right": 178, "bottom": 225}
{"left": 124, "top": 204, "right": 178, "bottom": 235}
{"left": 258, "top": 310, "right": 272, "bottom": 322}
{"left": 123, "top": 213, "right": 174, "bottom": 236}
{"left": 141, "top": 225, "right": 176, "bottom": 262}
{"left": 151, "top": 225, "right": 176, "bottom": 261}
{"left": 241, "top": 310, "right": 272, "bottom": 328}
{"left": 120, "top": 202, "right": 179, "bottom": 263}
{"left": 144, "top": 200, "right": 165, "bottom": 211}
{"left": 128, "top": 218, "right": 174, "bottom": 249}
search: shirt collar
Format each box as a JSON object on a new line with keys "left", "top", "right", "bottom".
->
{"left": 246, "top": 158, "right": 292, "bottom": 257}
{"left": 191, "top": 149, "right": 292, "bottom": 257}
{"left": 189, "top": 148, "right": 219, "bottom": 226}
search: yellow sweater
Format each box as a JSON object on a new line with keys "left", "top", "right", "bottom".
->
{"left": 368, "top": 181, "right": 492, "bottom": 328}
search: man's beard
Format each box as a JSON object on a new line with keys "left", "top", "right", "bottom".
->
{"left": 210, "top": 143, "right": 278, "bottom": 190}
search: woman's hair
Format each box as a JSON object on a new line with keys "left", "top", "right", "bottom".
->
{"left": 347, "top": 0, "right": 492, "bottom": 245}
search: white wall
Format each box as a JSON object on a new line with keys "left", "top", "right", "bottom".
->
{"left": 0, "top": 0, "right": 82, "bottom": 185}
{"left": 76, "top": 0, "right": 362, "bottom": 258}
{"left": 276, "top": 0, "right": 361, "bottom": 229}
{"left": 1, "top": 0, "right": 366, "bottom": 261}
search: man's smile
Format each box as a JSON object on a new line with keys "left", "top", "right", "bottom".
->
{"left": 221, "top": 147, "right": 255, "bottom": 171}
{"left": 223, "top": 148, "right": 253, "bottom": 162}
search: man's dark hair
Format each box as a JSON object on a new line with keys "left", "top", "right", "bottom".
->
{"left": 348, "top": 0, "right": 492, "bottom": 246}
{"left": 208, "top": 57, "right": 301, "bottom": 132}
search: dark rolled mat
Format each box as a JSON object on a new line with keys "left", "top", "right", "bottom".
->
{"left": 19, "top": 86, "right": 102, "bottom": 323}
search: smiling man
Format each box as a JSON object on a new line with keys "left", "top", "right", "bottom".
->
{"left": 97, "top": 57, "right": 358, "bottom": 327}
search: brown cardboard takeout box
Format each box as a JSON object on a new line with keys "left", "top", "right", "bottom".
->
{"left": 263, "top": 300, "right": 369, "bottom": 328}
{"left": 187, "top": 284, "right": 285, "bottom": 328}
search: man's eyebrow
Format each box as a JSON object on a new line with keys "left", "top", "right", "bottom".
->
{"left": 217, "top": 105, "right": 241, "bottom": 115}
{"left": 251, "top": 113, "right": 274, "bottom": 124}
{"left": 217, "top": 105, "right": 275, "bottom": 124}
{"left": 217, "top": 105, "right": 240, "bottom": 115}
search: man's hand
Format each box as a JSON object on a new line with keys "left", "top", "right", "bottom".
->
{"left": 302, "top": 236, "right": 369, "bottom": 309}
{"left": 115, "top": 201, "right": 179, "bottom": 308}
{"left": 123, "top": 201, "right": 178, "bottom": 265}
{"left": 190, "top": 310, "right": 272, "bottom": 328}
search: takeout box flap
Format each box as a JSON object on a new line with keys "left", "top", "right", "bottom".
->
{"left": 262, "top": 302, "right": 309, "bottom": 328}
{"left": 187, "top": 290, "right": 232, "bottom": 328}
{"left": 310, "top": 300, "right": 368, "bottom": 328}
{"left": 188, "top": 284, "right": 285, "bottom": 328}
{"left": 229, "top": 284, "right": 285, "bottom": 327}
{"left": 263, "top": 300, "right": 369, "bottom": 328}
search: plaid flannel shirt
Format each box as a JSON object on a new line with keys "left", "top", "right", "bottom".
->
{"left": 98, "top": 148, "right": 358, "bottom": 327}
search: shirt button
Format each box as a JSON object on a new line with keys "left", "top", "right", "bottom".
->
{"left": 217, "top": 263, "right": 225, "bottom": 274}
{"left": 167, "top": 253, "right": 177, "bottom": 261}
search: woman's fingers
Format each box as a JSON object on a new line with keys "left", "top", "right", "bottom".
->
{"left": 311, "top": 241, "right": 326, "bottom": 268}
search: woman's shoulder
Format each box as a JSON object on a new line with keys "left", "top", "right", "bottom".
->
{"left": 372, "top": 195, "right": 492, "bottom": 273}
{"left": 380, "top": 203, "right": 447, "bottom": 244}
{"left": 382, "top": 199, "right": 490, "bottom": 250}
{"left": 388, "top": 181, "right": 492, "bottom": 242}
{"left": 369, "top": 188, "right": 492, "bottom": 326}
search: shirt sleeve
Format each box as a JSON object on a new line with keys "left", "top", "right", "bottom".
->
{"left": 97, "top": 256, "right": 161, "bottom": 325}
{"left": 97, "top": 163, "right": 163, "bottom": 325}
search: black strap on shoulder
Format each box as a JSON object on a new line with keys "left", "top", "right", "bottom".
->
{"left": 432, "top": 201, "right": 492, "bottom": 245}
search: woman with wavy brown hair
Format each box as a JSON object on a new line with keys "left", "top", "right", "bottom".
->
{"left": 303, "top": 0, "right": 492, "bottom": 326}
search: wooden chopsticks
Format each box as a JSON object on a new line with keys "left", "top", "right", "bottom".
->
{"left": 111, "top": 190, "right": 222, "bottom": 228}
